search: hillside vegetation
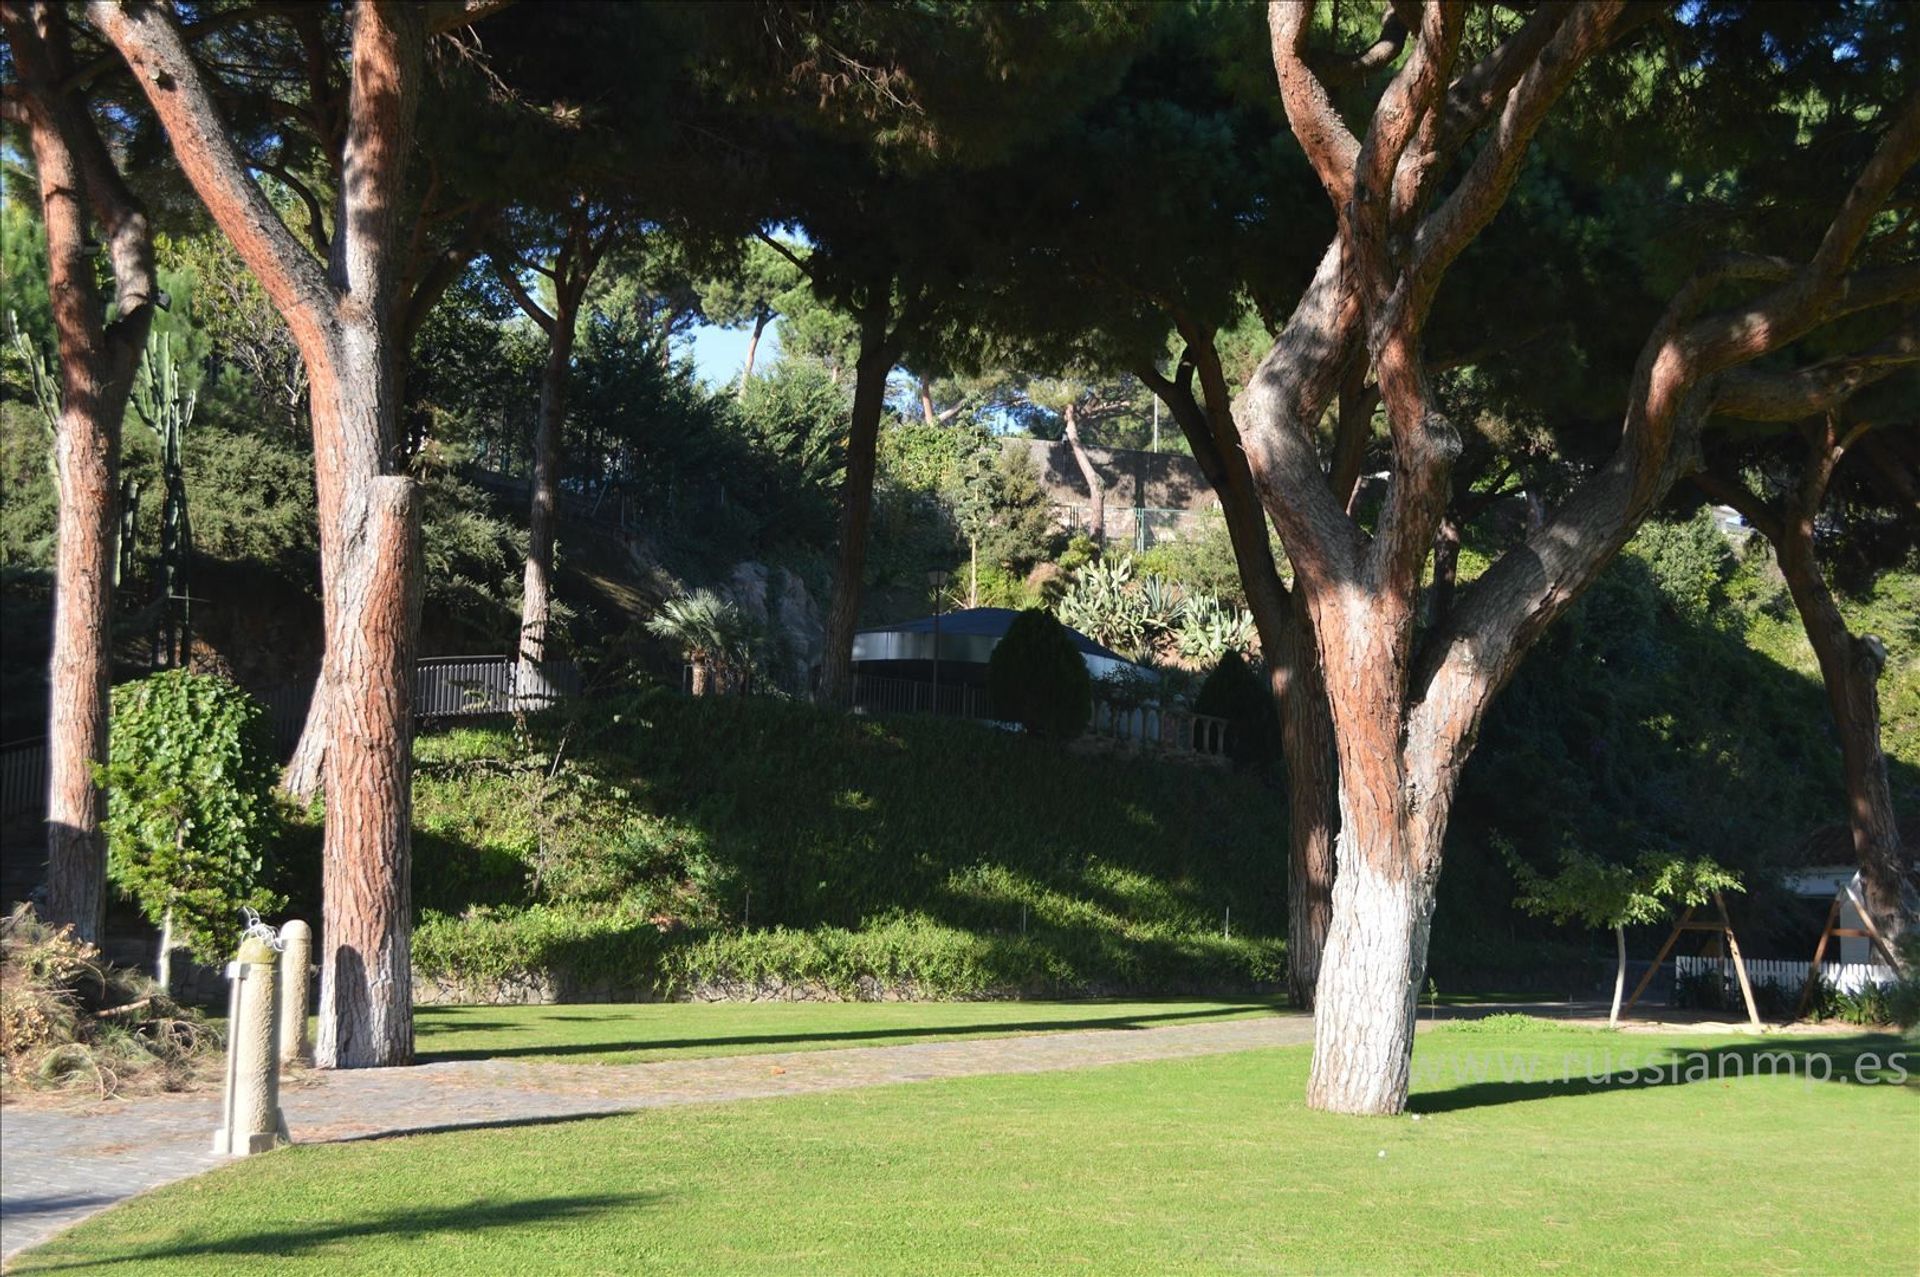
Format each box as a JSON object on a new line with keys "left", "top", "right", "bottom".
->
{"left": 383, "top": 690, "right": 1289, "bottom": 1001}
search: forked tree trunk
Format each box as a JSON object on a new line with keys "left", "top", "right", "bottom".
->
{"left": 514, "top": 316, "right": 576, "bottom": 709}
{"left": 1062, "top": 402, "right": 1106, "bottom": 546}
{"left": 6, "top": 0, "right": 157, "bottom": 945}
{"left": 816, "top": 301, "right": 895, "bottom": 704}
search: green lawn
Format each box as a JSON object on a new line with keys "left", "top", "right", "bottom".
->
{"left": 20, "top": 1023, "right": 1917, "bottom": 1274}
{"left": 410, "top": 998, "right": 1284, "bottom": 1064}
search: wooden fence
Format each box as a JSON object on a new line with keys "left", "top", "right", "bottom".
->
{"left": 1675, "top": 953, "right": 1896, "bottom": 997}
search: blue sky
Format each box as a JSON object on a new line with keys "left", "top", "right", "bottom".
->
{"left": 687, "top": 320, "right": 782, "bottom": 389}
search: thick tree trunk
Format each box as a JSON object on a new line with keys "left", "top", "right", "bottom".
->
{"left": 1062, "top": 403, "right": 1106, "bottom": 546}
{"left": 7, "top": 0, "right": 157, "bottom": 944}
{"left": 816, "top": 303, "right": 894, "bottom": 704}
{"left": 1778, "top": 528, "right": 1912, "bottom": 962}
{"left": 514, "top": 317, "right": 576, "bottom": 709}
{"left": 690, "top": 658, "right": 712, "bottom": 697}
{"left": 1307, "top": 840, "right": 1436, "bottom": 1115}
{"left": 920, "top": 381, "right": 937, "bottom": 427}
{"left": 314, "top": 461, "right": 423, "bottom": 1069}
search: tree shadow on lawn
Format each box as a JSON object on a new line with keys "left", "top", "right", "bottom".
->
{"left": 1411, "top": 1032, "right": 1917, "bottom": 1114}
{"left": 414, "top": 1000, "right": 1282, "bottom": 1062}
{"left": 19, "top": 1192, "right": 659, "bottom": 1272}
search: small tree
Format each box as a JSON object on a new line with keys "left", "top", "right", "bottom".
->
{"left": 988, "top": 609, "right": 1092, "bottom": 741}
{"left": 1503, "top": 844, "right": 1742, "bottom": 1027}
{"left": 647, "top": 590, "right": 758, "bottom": 696}
{"left": 100, "top": 672, "right": 283, "bottom": 988}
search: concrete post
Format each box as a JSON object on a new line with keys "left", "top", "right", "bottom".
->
{"left": 214, "top": 935, "right": 290, "bottom": 1155}
{"left": 278, "top": 920, "right": 312, "bottom": 1065}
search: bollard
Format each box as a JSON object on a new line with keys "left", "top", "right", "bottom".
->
{"left": 277, "top": 920, "right": 312, "bottom": 1065}
{"left": 214, "top": 934, "right": 290, "bottom": 1156}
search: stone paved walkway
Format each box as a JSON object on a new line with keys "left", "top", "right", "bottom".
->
{"left": 0, "top": 1012, "right": 1313, "bottom": 1265}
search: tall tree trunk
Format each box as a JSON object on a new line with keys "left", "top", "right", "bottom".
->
{"left": 1778, "top": 520, "right": 1911, "bottom": 961}
{"left": 97, "top": 0, "right": 439, "bottom": 1068}
{"left": 738, "top": 312, "right": 768, "bottom": 393}
{"left": 920, "top": 381, "right": 937, "bottom": 427}
{"left": 6, "top": 0, "right": 157, "bottom": 945}
{"left": 1428, "top": 514, "right": 1461, "bottom": 625}
{"left": 1280, "top": 597, "right": 1337, "bottom": 1009}
{"left": 1139, "top": 334, "right": 1340, "bottom": 1009}
{"left": 1062, "top": 402, "right": 1106, "bottom": 546}
{"left": 816, "top": 301, "right": 895, "bottom": 704}
{"left": 515, "top": 315, "right": 576, "bottom": 709}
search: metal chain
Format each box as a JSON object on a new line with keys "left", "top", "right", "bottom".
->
{"left": 240, "top": 907, "right": 286, "bottom": 953}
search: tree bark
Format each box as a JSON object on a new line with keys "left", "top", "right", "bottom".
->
{"left": 315, "top": 474, "right": 423, "bottom": 1068}
{"left": 6, "top": 0, "right": 158, "bottom": 945}
{"left": 1061, "top": 402, "right": 1106, "bottom": 546}
{"left": 816, "top": 299, "right": 895, "bottom": 704}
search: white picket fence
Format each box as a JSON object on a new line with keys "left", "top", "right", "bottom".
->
{"left": 1675, "top": 954, "right": 1895, "bottom": 996}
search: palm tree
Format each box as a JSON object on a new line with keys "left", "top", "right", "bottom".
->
{"left": 646, "top": 590, "right": 756, "bottom": 695}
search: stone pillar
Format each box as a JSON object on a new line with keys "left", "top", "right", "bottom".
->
{"left": 214, "top": 935, "right": 290, "bottom": 1155}
{"left": 278, "top": 920, "right": 312, "bottom": 1065}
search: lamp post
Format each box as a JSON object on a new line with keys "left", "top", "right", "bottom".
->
{"left": 927, "top": 567, "right": 951, "bottom": 714}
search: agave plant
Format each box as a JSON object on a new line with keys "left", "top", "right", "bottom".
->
{"left": 1138, "top": 573, "right": 1184, "bottom": 634}
{"left": 1174, "top": 596, "right": 1258, "bottom": 665}
{"left": 1055, "top": 556, "right": 1150, "bottom": 659}
{"left": 645, "top": 589, "right": 758, "bottom": 695}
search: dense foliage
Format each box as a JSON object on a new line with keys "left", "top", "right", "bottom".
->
{"left": 100, "top": 672, "right": 284, "bottom": 964}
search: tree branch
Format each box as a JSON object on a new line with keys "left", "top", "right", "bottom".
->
{"left": 1691, "top": 468, "right": 1783, "bottom": 543}
{"left": 1711, "top": 322, "right": 1920, "bottom": 422}
{"left": 1269, "top": 1, "right": 1360, "bottom": 211}
{"left": 90, "top": 0, "right": 334, "bottom": 337}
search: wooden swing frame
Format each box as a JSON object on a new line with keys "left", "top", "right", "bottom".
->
{"left": 1792, "top": 881, "right": 1902, "bottom": 1020}
{"left": 1618, "top": 891, "right": 1761, "bottom": 1030}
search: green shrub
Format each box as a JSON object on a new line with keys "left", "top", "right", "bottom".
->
{"left": 101, "top": 671, "right": 284, "bottom": 967}
{"left": 1194, "top": 651, "right": 1279, "bottom": 772}
{"left": 988, "top": 608, "right": 1091, "bottom": 740}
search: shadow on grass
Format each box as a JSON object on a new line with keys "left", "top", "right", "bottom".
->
{"left": 1412, "top": 1032, "right": 1917, "bottom": 1114}
{"left": 415, "top": 1002, "right": 1282, "bottom": 1062}
{"left": 19, "top": 1192, "right": 658, "bottom": 1272}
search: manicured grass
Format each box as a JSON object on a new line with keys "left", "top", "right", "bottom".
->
{"left": 19, "top": 1025, "right": 1917, "bottom": 1274}
{"left": 410, "top": 998, "right": 1284, "bottom": 1064}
